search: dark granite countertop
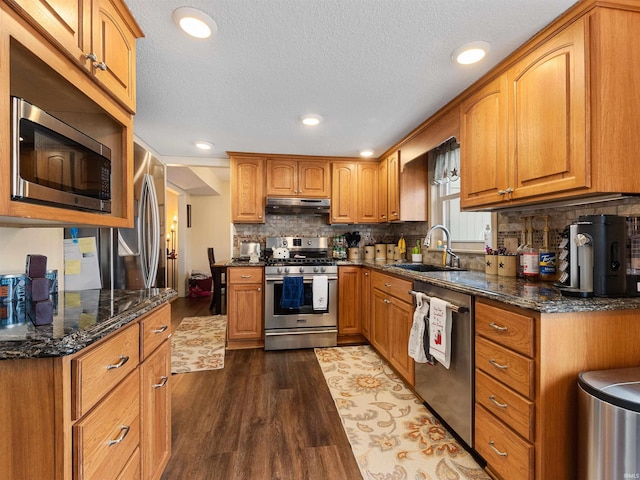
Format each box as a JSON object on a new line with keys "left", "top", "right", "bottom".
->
{"left": 0, "top": 288, "right": 177, "bottom": 360}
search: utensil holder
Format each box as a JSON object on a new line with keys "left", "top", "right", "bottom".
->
{"left": 498, "top": 255, "right": 516, "bottom": 277}
{"left": 348, "top": 247, "right": 360, "bottom": 261}
{"left": 485, "top": 254, "right": 498, "bottom": 275}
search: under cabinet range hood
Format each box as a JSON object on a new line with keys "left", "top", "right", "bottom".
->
{"left": 265, "top": 197, "right": 330, "bottom": 215}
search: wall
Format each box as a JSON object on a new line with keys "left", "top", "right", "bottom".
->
{"left": 0, "top": 227, "right": 65, "bottom": 288}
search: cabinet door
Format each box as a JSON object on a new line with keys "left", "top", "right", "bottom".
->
{"left": 356, "top": 162, "right": 379, "bottom": 223}
{"left": 338, "top": 266, "right": 362, "bottom": 335}
{"left": 508, "top": 17, "right": 587, "bottom": 201}
{"left": 361, "top": 268, "right": 371, "bottom": 339}
{"left": 92, "top": 0, "right": 137, "bottom": 111}
{"left": 386, "top": 153, "right": 400, "bottom": 221}
{"left": 231, "top": 156, "right": 265, "bottom": 223}
{"left": 298, "top": 160, "right": 330, "bottom": 197}
{"left": 331, "top": 162, "right": 357, "bottom": 223}
{"left": 388, "top": 298, "right": 415, "bottom": 385}
{"left": 377, "top": 158, "right": 388, "bottom": 222}
{"left": 460, "top": 75, "right": 509, "bottom": 208}
{"left": 266, "top": 159, "right": 297, "bottom": 196}
{"left": 227, "top": 283, "right": 263, "bottom": 340}
{"left": 141, "top": 341, "right": 171, "bottom": 480}
{"left": 8, "top": 0, "right": 90, "bottom": 66}
{"left": 371, "top": 289, "right": 390, "bottom": 358}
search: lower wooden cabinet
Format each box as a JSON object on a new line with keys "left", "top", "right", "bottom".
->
{"left": 338, "top": 266, "right": 362, "bottom": 341}
{"left": 227, "top": 267, "right": 264, "bottom": 347}
{"left": 370, "top": 271, "right": 414, "bottom": 385}
{"left": 361, "top": 268, "right": 372, "bottom": 340}
{"left": 0, "top": 301, "right": 172, "bottom": 480}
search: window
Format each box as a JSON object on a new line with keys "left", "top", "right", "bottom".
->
{"left": 429, "top": 139, "right": 493, "bottom": 251}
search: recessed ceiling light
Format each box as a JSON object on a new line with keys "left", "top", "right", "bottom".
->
{"left": 359, "top": 148, "right": 375, "bottom": 158}
{"left": 301, "top": 114, "right": 322, "bottom": 126}
{"left": 194, "top": 141, "right": 214, "bottom": 151}
{"left": 451, "top": 41, "right": 491, "bottom": 65}
{"left": 173, "top": 7, "right": 217, "bottom": 39}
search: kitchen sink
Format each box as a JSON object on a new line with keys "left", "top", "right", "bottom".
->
{"left": 391, "top": 263, "right": 467, "bottom": 273}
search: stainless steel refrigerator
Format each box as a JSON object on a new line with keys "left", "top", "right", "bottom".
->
{"left": 65, "top": 142, "right": 166, "bottom": 289}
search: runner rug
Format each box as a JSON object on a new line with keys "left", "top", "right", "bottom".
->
{"left": 171, "top": 315, "right": 227, "bottom": 374}
{"left": 315, "top": 345, "right": 490, "bottom": 480}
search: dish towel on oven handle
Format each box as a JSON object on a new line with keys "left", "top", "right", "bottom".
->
{"left": 428, "top": 297, "right": 452, "bottom": 369}
{"left": 280, "top": 275, "right": 304, "bottom": 309}
{"left": 408, "top": 292, "right": 430, "bottom": 363}
{"left": 312, "top": 275, "right": 328, "bottom": 310}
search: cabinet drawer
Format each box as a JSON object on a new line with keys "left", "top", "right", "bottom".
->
{"left": 476, "top": 369, "right": 534, "bottom": 441}
{"left": 476, "top": 302, "right": 534, "bottom": 357}
{"left": 74, "top": 370, "right": 140, "bottom": 480}
{"left": 476, "top": 337, "right": 534, "bottom": 399}
{"left": 141, "top": 303, "right": 171, "bottom": 360}
{"left": 229, "top": 267, "right": 263, "bottom": 284}
{"left": 475, "top": 404, "right": 534, "bottom": 480}
{"left": 72, "top": 324, "right": 140, "bottom": 419}
{"left": 371, "top": 271, "right": 412, "bottom": 303}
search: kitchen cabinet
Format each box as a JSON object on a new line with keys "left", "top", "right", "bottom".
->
{"left": 331, "top": 161, "right": 382, "bottom": 224}
{"left": 266, "top": 158, "right": 330, "bottom": 197}
{"left": 385, "top": 152, "right": 400, "bottom": 221}
{"left": 378, "top": 150, "right": 428, "bottom": 223}
{"left": 377, "top": 158, "right": 388, "bottom": 222}
{"left": 230, "top": 155, "right": 266, "bottom": 223}
{"left": 474, "top": 298, "right": 640, "bottom": 480}
{"left": 0, "top": 302, "right": 172, "bottom": 480}
{"left": 227, "top": 267, "right": 264, "bottom": 347}
{"left": 0, "top": 3, "right": 136, "bottom": 226}
{"left": 331, "top": 162, "right": 357, "bottom": 224}
{"left": 6, "top": 0, "right": 142, "bottom": 112}
{"left": 461, "top": 4, "right": 640, "bottom": 209}
{"left": 360, "top": 268, "right": 371, "bottom": 340}
{"left": 370, "top": 271, "right": 414, "bottom": 385}
{"left": 338, "top": 266, "right": 362, "bottom": 341}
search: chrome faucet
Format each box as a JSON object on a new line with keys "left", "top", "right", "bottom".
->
{"left": 424, "top": 224, "right": 460, "bottom": 267}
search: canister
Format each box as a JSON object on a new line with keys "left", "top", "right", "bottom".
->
{"left": 0, "top": 273, "right": 26, "bottom": 303}
{"left": 375, "top": 244, "right": 386, "bottom": 260}
{"left": 386, "top": 244, "right": 395, "bottom": 260}
{"left": 498, "top": 255, "right": 516, "bottom": 277}
{"left": 348, "top": 247, "right": 360, "bottom": 261}
{"left": 485, "top": 255, "right": 498, "bottom": 275}
{"left": 364, "top": 245, "right": 375, "bottom": 260}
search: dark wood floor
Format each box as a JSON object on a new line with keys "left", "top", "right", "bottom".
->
{"left": 162, "top": 296, "right": 362, "bottom": 480}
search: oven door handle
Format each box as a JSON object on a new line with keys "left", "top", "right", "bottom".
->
{"left": 265, "top": 328, "right": 338, "bottom": 336}
{"left": 265, "top": 276, "right": 338, "bottom": 282}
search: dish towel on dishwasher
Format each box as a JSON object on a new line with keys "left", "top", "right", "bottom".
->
{"left": 428, "top": 297, "right": 452, "bottom": 369}
{"left": 408, "top": 292, "right": 430, "bottom": 363}
{"left": 280, "top": 275, "right": 304, "bottom": 309}
{"left": 312, "top": 275, "right": 328, "bottom": 310}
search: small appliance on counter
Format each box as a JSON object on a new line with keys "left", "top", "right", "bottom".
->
{"left": 559, "top": 215, "right": 627, "bottom": 297}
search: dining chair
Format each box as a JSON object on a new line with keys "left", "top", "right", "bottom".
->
{"left": 208, "top": 247, "right": 226, "bottom": 313}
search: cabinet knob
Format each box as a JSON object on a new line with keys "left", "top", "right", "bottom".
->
{"left": 505, "top": 188, "right": 513, "bottom": 194}
{"left": 498, "top": 190, "right": 506, "bottom": 196}
{"left": 84, "top": 52, "right": 98, "bottom": 62}
{"left": 384, "top": 299, "right": 391, "bottom": 304}
{"left": 384, "top": 283, "right": 392, "bottom": 288}
{"left": 257, "top": 287, "right": 261, "bottom": 292}
{"left": 94, "top": 61, "right": 108, "bottom": 71}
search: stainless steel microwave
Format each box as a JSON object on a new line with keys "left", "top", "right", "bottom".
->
{"left": 11, "top": 96, "right": 112, "bottom": 213}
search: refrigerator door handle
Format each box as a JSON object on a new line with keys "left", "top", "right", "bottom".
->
{"left": 139, "top": 173, "right": 160, "bottom": 288}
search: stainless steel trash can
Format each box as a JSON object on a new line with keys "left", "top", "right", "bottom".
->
{"left": 578, "top": 366, "right": 640, "bottom": 480}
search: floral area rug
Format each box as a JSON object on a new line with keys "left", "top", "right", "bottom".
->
{"left": 315, "top": 345, "right": 490, "bottom": 480}
{"left": 171, "top": 316, "right": 226, "bottom": 374}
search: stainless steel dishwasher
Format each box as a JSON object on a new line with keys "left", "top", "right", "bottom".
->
{"left": 412, "top": 280, "right": 474, "bottom": 448}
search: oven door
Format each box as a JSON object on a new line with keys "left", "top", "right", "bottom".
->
{"left": 265, "top": 275, "right": 337, "bottom": 330}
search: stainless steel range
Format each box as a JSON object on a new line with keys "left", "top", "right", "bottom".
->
{"left": 264, "top": 237, "right": 338, "bottom": 350}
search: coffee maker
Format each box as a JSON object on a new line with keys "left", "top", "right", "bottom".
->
{"left": 559, "top": 215, "right": 627, "bottom": 297}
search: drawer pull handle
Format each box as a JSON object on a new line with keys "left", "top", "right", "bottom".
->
{"left": 108, "top": 425, "right": 130, "bottom": 446}
{"left": 153, "top": 325, "right": 169, "bottom": 333}
{"left": 489, "top": 322, "right": 508, "bottom": 331}
{"left": 489, "top": 359, "right": 508, "bottom": 370}
{"left": 489, "top": 395, "right": 508, "bottom": 408}
{"left": 488, "top": 440, "right": 508, "bottom": 457}
{"left": 153, "top": 376, "right": 169, "bottom": 388}
{"left": 107, "top": 355, "right": 129, "bottom": 370}
{"left": 241, "top": 275, "right": 252, "bottom": 278}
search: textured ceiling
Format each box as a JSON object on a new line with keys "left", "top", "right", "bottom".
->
{"left": 126, "top": 0, "right": 578, "bottom": 167}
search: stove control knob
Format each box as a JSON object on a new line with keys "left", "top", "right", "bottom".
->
{"left": 320, "top": 266, "right": 326, "bottom": 273}
{"left": 284, "top": 267, "right": 290, "bottom": 274}
{"left": 313, "top": 266, "right": 319, "bottom": 273}
{"left": 277, "top": 267, "right": 283, "bottom": 274}
{"left": 299, "top": 267, "right": 305, "bottom": 273}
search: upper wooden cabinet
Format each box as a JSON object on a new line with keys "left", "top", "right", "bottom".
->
{"left": 356, "top": 162, "right": 379, "bottom": 223}
{"left": 6, "top": 0, "right": 142, "bottom": 112}
{"left": 385, "top": 152, "right": 400, "bottom": 221}
{"left": 461, "top": 5, "right": 640, "bottom": 209}
{"left": 386, "top": 150, "right": 429, "bottom": 222}
{"left": 266, "top": 158, "right": 330, "bottom": 197}
{"left": 377, "top": 158, "right": 388, "bottom": 222}
{"left": 231, "top": 155, "right": 265, "bottom": 223}
{"left": 0, "top": 3, "right": 136, "bottom": 227}
{"left": 331, "top": 162, "right": 357, "bottom": 224}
